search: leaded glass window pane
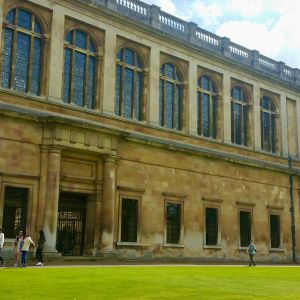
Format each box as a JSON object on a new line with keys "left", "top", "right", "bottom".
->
{"left": 165, "top": 81, "right": 174, "bottom": 129}
{"left": 75, "top": 30, "right": 87, "bottom": 49}
{"left": 1, "top": 9, "right": 43, "bottom": 95}
{"left": 14, "top": 32, "right": 30, "bottom": 92}
{"left": 115, "top": 47, "right": 144, "bottom": 121}
{"left": 63, "top": 30, "right": 97, "bottom": 108}
{"left": 234, "top": 103, "right": 242, "bottom": 145}
{"left": 160, "top": 63, "right": 183, "bottom": 130}
{"left": 166, "top": 203, "right": 181, "bottom": 244}
{"left": 87, "top": 57, "right": 95, "bottom": 109}
{"left": 1, "top": 29, "right": 13, "bottom": 88}
{"left": 18, "top": 10, "right": 32, "bottom": 30}
{"left": 135, "top": 71, "right": 143, "bottom": 121}
{"left": 31, "top": 38, "right": 42, "bottom": 95}
{"left": 201, "top": 76, "right": 209, "bottom": 90}
{"left": 243, "top": 106, "right": 248, "bottom": 147}
{"left": 6, "top": 9, "right": 15, "bottom": 24}
{"left": 63, "top": 49, "right": 72, "bottom": 103}
{"left": 271, "top": 114, "right": 276, "bottom": 153}
{"left": 115, "top": 65, "right": 122, "bottom": 116}
{"left": 124, "top": 68, "right": 134, "bottom": 118}
{"left": 73, "top": 52, "right": 86, "bottom": 107}
{"left": 202, "top": 93, "right": 210, "bottom": 137}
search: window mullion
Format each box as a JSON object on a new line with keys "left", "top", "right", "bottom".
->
{"left": 241, "top": 103, "right": 244, "bottom": 145}
{"left": 209, "top": 93, "right": 213, "bottom": 137}
{"left": 121, "top": 65, "right": 125, "bottom": 117}
{"left": 173, "top": 81, "right": 176, "bottom": 129}
{"left": 200, "top": 92, "right": 203, "bottom": 135}
{"left": 132, "top": 66, "right": 136, "bottom": 120}
{"left": 163, "top": 79, "right": 166, "bottom": 127}
{"left": 28, "top": 25, "right": 34, "bottom": 93}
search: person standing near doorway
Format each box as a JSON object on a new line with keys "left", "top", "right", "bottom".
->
{"left": 14, "top": 230, "right": 23, "bottom": 267}
{"left": 0, "top": 228, "right": 5, "bottom": 267}
{"left": 36, "top": 230, "right": 46, "bottom": 266}
{"left": 20, "top": 232, "right": 35, "bottom": 268}
{"left": 247, "top": 239, "right": 257, "bottom": 266}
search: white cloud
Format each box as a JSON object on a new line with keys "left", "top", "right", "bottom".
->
{"left": 227, "top": 0, "right": 265, "bottom": 17}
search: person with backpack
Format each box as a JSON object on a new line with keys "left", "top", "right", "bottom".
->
{"left": 247, "top": 240, "right": 257, "bottom": 266}
{"left": 20, "top": 232, "right": 35, "bottom": 268}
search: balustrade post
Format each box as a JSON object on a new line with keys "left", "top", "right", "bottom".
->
{"left": 221, "top": 37, "right": 231, "bottom": 58}
{"left": 188, "top": 22, "right": 197, "bottom": 44}
{"left": 105, "top": 0, "right": 117, "bottom": 10}
{"left": 150, "top": 5, "right": 161, "bottom": 29}
{"left": 278, "top": 61, "right": 286, "bottom": 80}
{"left": 251, "top": 50, "right": 260, "bottom": 69}
{"left": 294, "top": 68, "right": 300, "bottom": 86}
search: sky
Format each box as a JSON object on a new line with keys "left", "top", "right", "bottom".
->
{"left": 142, "top": 0, "right": 300, "bottom": 69}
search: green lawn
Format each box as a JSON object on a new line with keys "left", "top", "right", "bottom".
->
{"left": 1, "top": 265, "right": 300, "bottom": 299}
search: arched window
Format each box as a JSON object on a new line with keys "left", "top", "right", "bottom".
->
{"left": 1, "top": 8, "right": 43, "bottom": 95}
{"left": 63, "top": 30, "right": 96, "bottom": 109}
{"left": 261, "top": 96, "right": 276, "bottom": 153}
{"left": 197, "top": 76, "right": 217, "bottom": 138}
{"left": 231, "top": 86, "right": 248, "bottom": 146}
{"left": 115, "top": 48, "right": 143, "bottom": 120}
{"left": 159, "top": 63, "right": 183, "bottom": 130}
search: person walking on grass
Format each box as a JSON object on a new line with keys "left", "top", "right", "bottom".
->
{"left": 20, "top": 232, "right": 35, "bottom": 268}
{"left": 0, "top": 228, "right": 6, "bottom": 267}
{"left": 247, "top": 239, "right": 257, "bottom": 266}
{"left": 36, "top": 230, "right": 45, "bottom": 266}
{"left": 14, "top": 230, "right": 23, "bottom": 267}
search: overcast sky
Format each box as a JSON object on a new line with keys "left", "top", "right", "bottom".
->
{"left": 142, "top": 0, "right": 300, "bottom": 69}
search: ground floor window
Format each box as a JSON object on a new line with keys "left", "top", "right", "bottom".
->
{"left": 270, "top": 214, "right": 280, "bottom": 248}
{"left": 205, "top": 207, "right": 218, "bottom": 245}
{"left": 166, "top": 202, "right": 182, "bottom": 244}
{"left": 240, "top": 211, "right": 251, "bottom": 247}
{"left": 2, "top": 186, "right": 28, "bottom": 238}
{"left": 121, "top": 198, "right": 138, "bottom": 242}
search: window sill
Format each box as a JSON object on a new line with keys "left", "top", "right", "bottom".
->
{"left": 163, "top": 243, "right": 184, "bottom": 248}
{"left": 203, "top": 245, "right": 222, "bottom": 250}
{"left": 269, "top": 248, "right": 285, "bottom": 253}
{"left": 238, "top": 247, "right": 248, "bottom": 252}
{"left": 116, "top": 242, "right": 143, "bottom": 247}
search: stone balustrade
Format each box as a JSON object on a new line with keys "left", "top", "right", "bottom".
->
{"left": 88, "top": 0, "right": 300, "bottom": 89}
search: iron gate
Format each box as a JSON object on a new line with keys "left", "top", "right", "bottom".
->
{"left": 56, "top": 194, "right": 86, "bottom": 256}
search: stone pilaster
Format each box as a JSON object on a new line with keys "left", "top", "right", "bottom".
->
{"left": 148, "top": 47, "right": 160, "bottom": 127}
{"left": 223, "top": 70, "right": 231, "bottom": 143}
{"left": 36, "top": 146, "right": 49, "bottom": 233}
{"left": 43, "top": 148, "right": 61, "bottom": 253}
{"left": 188, "top": 60, "right": 198, "bottom": 135}
{"left": 48, "top": 6, "right": 65, "bottom": 100}
{"left": 102, "top": 29, "right": 117, "bottom": 115}
{"left": 100, "top": 155, "right": 117, "bottom": 252}
{"left": 253, "top": 84, "right": 261, "bottom": 150}
{"left": 280, "top": 92, "right": 288, "bottom": 156}
{"left": 297, "top": 100, "right": 300, "bottom": 158}
{"left": 0, "top": 0, "right": 4, "bottom": 51}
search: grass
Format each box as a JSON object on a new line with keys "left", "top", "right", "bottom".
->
{"left": 1, "top": 265, "right": 300, "bottom": 299}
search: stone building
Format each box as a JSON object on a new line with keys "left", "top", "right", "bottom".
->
{"left": 0, "top": 0, "right": 300, "bottom": 262}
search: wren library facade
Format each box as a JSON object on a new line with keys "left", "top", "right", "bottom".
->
{"left": 0, "top": 0, "right": 300, "bottom": 262}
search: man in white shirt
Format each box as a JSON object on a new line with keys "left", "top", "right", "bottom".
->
{"left": 0, "top": 228, "right": 5, "bottom": 267}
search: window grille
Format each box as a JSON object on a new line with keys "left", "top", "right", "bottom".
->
{"left": 205, "top": 207, "right": 218, "bottom": 245}
{"left": 121, "top": 198, "right": 138, "bottom": 242}
{"left": 166, "top": 203, "right": 181, "bottom": 244}
{"left": 270, "top": 214, "right": 280, "bottom": 248}
{"left": 240, "top": 211, "right": 251, "bottom": 247}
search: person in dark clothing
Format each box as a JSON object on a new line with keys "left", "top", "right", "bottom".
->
{"left": 36, "top": 230, "right": 46, "bottom": 266}
{"left": 247, "top": 240, "right": 257, "bottom": 266}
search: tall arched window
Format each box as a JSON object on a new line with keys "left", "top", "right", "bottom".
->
{"left": 197, "top": 76, "right": 217, "bottom": 138}
{"left": 231, "top": 86, "right": 248, "bottom": 146}
{"left": 1, "top": 8, "right": 43, "bottom": 95}
{"left": 261, "top": 96, "right": 276, "bottom": 153}
{"left": 159, "top": 63, "right": 183, "bottom": 130}
{"left": 115, "top": 48, "right": 143, "bottom": 121}
{"left": 63, "top": 30, "right": 96, "bottom": 109}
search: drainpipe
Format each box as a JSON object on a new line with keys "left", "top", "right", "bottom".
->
{"left": 288, "top": 156, "right": 296, "bottom": 263}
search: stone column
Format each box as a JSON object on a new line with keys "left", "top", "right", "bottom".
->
{"left": 48, "top": 6, "right": 65, "bottom": 100}
{"left": 36, "top": 146, "right": 49, "bottom": 232}
{"left": 188, "top": 59, "right": 198, "bottom": 135}
{"left": 296, "top": 100, "right": 300, "bottom": 158}
{"left": 102, "top": 29, "right": 117, "bottom": 116}
{"left": 148, "top": 46, "right": 160, "bottom": 127}
{"left": 93, "top": 188, "right": 102, "bottom": 256}
{"left": 280, "top": 92, "right": 288, "bottom": 156}
{"left": 223, "top": 70, "right": 231, "bottom": 143}
{"left": 253, "top": 84, "right": 261, "bottom": 150}
{"left": 100, "top": 155, "right": 117, "bottom": 252}
{"left": 43, "top": 148, "right": 61, "bottom": 253}
{"left": 0, "top": 0, "right": 4, "bottom": 47}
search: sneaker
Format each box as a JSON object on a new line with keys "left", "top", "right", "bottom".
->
{"left": 1, "top": 264, "right": 5, "bottom": 267}
{"left": 36, "top": 262, "right": 41, "bottom": 266}
{"left": 13, "top": 263, "right": 18, "bottom": 267}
